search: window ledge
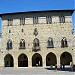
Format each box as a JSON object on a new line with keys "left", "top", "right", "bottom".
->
{"left": 19, "top": 47, "right": 26, "bottom": 49}
{"left": 6, "top": 48, "right": 12, "bottom": 50}
{"left": 32, "top": 47, "right": 40, "bottom": 52}
{"left": 47, "top": 46, "right": 54, "bottom": 48}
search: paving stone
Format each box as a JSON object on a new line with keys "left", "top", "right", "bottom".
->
{"left": 0, "top": 68, "right": 75, "bottom": 75}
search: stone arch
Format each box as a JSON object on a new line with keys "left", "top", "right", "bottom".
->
{"left": 4, "top": 54, "right": 14, "bottom": 67}
{"left": 60, "top": 52, "right": 72, "bottom": 65}
{"left": 32, "top": 53, "right": 42, "bottom": 67}
{"left": 18, "top": 53, "right": 28, "bottom": 67}
{"left": 46, "top": 52, "right": 57, "bottom": 66}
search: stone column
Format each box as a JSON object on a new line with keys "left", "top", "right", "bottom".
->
{"left": 42, "top": 57, "right": 46, "bottom": 67}
{"left": 14, "top": 58, "right": 18, "bottom": 68}
{"left": 0, "top": 57, "right": 4, "bottom": 68}
{"left": 72, "top": 52, "right": 75, "bottom": 67}
{"left": 72, "top": 49, "right": 75, "bottom": 69}
{"left": 57, "top": 57, "right": 60, "bottom": 68}
{"left": 28, "top": 57, "right": 32, "bottom": 68}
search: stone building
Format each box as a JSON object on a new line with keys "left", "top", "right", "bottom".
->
{"left": 0, "top": 10, "right": 75, "bottom": 68}
{"left": 0, "top": 40, "right": 1, "bottom": 49}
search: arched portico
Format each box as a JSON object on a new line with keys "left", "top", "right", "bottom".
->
{"left": 60, "top": 52, "right": 72, "bottom": 65}
{"left": 46, "top": 52, "right": 57, "bottom": 66}
{"left": 18, "top": 54, "right": 28, "bottom": 67}
{"left": 32, "top": 53, "right": 42, "bottom": 67}
{"left": 4, "top": 54, "right": 14, "bottom": 67}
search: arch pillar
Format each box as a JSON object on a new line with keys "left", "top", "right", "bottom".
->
{"left": 28, "top": 57, "right": 32, "bottom": 68}
{"left": 73, "top": 57, "right": 75, "bottom": 65}
{"left": 14, "top": 57, "right": 18, "bottom": 68}
{"left": 72, "top": 50, "right": 75, "bottom": 68}
{"left": 57, "top": 57, "right": 60, "bottom": 68}
{"left": 0, "top": 55, "right": 4, "bottom": 68}
{"left": 42, "top": 57, "right": 46, "bottom": 67}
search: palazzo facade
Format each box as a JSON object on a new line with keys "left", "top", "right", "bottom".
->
{"left": 0, "top": 10, "right": 75, "bottom": 68}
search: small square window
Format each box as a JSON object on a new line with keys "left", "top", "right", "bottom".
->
{"left": 22, "top": 29, "right": 24, "bottom": 32}
{"left": 9, "top": 30, "right": 11, "bottom": 33}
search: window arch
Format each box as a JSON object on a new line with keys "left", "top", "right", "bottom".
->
{"left": 32, "top": 53, "right": 42, "bottom": 67}
{"left": 60, "top": 52, "right": 72, "bottom": 65}
{"left": 46, "top": 52, "right": 57, "bottom": 66}
{"left": 61, "top": 37, "right": 68, "bottom": 48}
{"left": 18, "top": 53, "right": 28, "bottom": 67}
{"left": 32, "top": 38, "right": 40, "bottom": 51}
{"left": 7, "top": 39, "right": 12, "bottom": 49}
{"left": 19, "top": 39, "right": 25, "bottom": 49}
{"left": 47, "top": 37, "right": 54, "bottom": 48}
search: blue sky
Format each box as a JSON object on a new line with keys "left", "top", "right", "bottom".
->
{"left": 0, "top": 0, "right": 75, "bottom": 32}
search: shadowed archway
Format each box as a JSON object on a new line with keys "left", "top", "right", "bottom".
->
{"left": 60, "top": 52, "right": 72, "bottom": 65}
{"left": 46, "top": 52, "right": 57, "bottom": 66}
{"left": 32, "top": 53, "right": 42, "bottom": 67}
{"left": 4, "top": 54, "right": 14, "bottom": 67}
{"left": 18, "top": 54, "right": 28, "bottom": 67}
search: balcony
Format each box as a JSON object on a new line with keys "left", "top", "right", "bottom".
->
{"left": 19, "top": 47, "right": 26, "bottom": 49}
{"left": 32, "top": 46, "right": 40, "bottom": 52}
{"left": 47, "top": 45, "right": 54, "bottom": 48}
{"left": 6, "top": 47, "right": 12, "bottom": 50}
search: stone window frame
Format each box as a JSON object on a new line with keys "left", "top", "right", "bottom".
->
{"left": 47, "top": 37, "right": 54, "bottom": 48}
{"left": 46, "top": 16, "right": 52, "bottom": 24}
{"left": 33, "top": 17, "right": 38, "bottom": 24}
{"left": 32, "top": 38, "right": 40, "bottom": 51}
{"left": 19, "top": 39, "right": 25, "bottom": 49}
{"left": 20, "top": 18, "right": 25, "bottom": 25}
{"left": 61, "top": 37, "right": 68, "bottom": 48}
{"left": 7, "top": 39, "right": 12, "bottom": 50}
{"left": 59, "top": 16, "right": 65, "bottom": 23}
{"left": 8, "top": 19, "right": 13, "bottom": 26}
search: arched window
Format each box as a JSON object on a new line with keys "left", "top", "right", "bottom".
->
{"left": 7, "top": 39, "right": 12, "bottom": 49}
{"left": 19, "top": 39, "right": 25, "bottom": 49}
{"left": 33, "top": 38, "right": 40, "bottom": 51}
{"left": 61, "top": 37, "right": 68, "bottom": 48}
{"left": 47, "top": 37, "right": 54, "bottom": 48}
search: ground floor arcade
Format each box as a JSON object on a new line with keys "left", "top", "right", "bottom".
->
{"left": 3, "top": 51, "right": 72, "bottom": 68}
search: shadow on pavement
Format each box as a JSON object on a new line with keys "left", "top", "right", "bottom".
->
{"left": 45, "top": 68, "right": 75, "bottom": 72}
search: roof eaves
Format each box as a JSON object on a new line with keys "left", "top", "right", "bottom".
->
{"left": 0, "top": 9, "right": 74, "bottom": 16}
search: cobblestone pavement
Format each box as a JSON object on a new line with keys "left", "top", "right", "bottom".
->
{"left": 0, "top": 67, "right": 75, "bottom": 75}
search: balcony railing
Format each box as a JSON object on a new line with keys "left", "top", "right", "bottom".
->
{"left": 19, "top": 47, "right": 25, "bottom": 49}
{"left": 32, "top": 46, "right": 40, "bottom": 52}
{"left": 6, "top": 47, "right": 12, "bottom": 50}
{"left": 47, "top": 45, "right": 54, "bottom": 48}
